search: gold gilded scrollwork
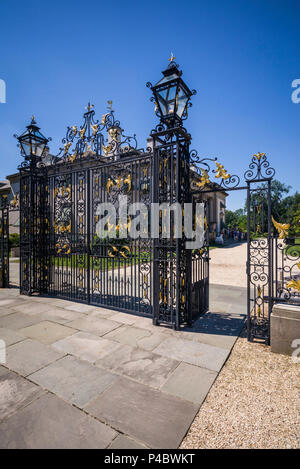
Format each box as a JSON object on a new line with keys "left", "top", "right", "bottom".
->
{"left": 63, "top": 142, "right": 72, "bottom": 155}
{"left": 286, "top": 279, "right": 300, "bottom": 292}
{"left": 215, "top": 162, "right": 230, "bottom": 180}
{"left": 107, "top": 245, "right": 131, "bottom": 259}
{"left": 123, "top": 174, "right": 131, "bottom": 193}
{"left": 102, "top": 143, "right": 112, "bottom": 156}
{"left": 108, "top": 128, "right": 118, "bottom": 141}
{"left": 272, "top": 216, "right": 290, "bottom": 240}
{"left": 196, "top": 169, "right": 210, "bottom": 188}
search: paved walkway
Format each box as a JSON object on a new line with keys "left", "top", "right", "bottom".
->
{"left": 210, "top": 242, "right": 247, "bottom": 287}
{"left": 0, "top": 264, "right": 246, "bottom": 448}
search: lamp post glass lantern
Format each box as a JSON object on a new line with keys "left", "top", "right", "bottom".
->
{"left": 16, "top": 116, "right": 49, "bottom": 162}
{"left": 149, "top": 57, "right": 196, "bottom": 127}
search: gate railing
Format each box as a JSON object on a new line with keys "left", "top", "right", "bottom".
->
{"left": 0, "top": 197, "right": 9, "bottom": 288}
{"left": 272, "top": 234, "right": 300, "bottom": 306}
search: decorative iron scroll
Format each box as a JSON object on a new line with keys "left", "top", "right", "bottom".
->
{"left": 244, "top": 152, "right": 275, "bottom": 181}
{"left": 55, "top": 103, "right": 141, "bottom": 164}
{"left": 190, "top": 150, "right": 240, "bottom": 190}
{"left": 248, "top": 237, "right": 270, "bottom": 341}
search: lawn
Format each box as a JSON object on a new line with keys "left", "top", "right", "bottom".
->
{"left": 285, "top": 238, "right": 300, "bottom": 257}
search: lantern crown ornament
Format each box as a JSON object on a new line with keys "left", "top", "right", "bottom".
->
{"left": 147, "top": 57, "right": 196, "bottom": 128}
{"left": 15, "top": 116, "right": 50, "bottom": 163}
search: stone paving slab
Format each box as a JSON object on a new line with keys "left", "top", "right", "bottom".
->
{"left": 0, "top": 312, "right": 44, "bottom": 330}
{"left": 0, "top": 393, "right": 118, "bottom": 449}
{"left": 177, "top": 312, "right": 245, "bottom": 349}
{"left": 161, "top": 362, "right": 217, "bottom": 404}
{"left": 0, "top": 369, "right": 45, "bottom": 421}
{"left": 0, "top": 328, "right": 25, "bottom": 347}
{"left": 105, "top": 325, "right": 152, "bottom": 346}
{"left": 48, "top": 298, "right": 89, "bottom": 308}
{"left": 0, "top": 365, "right": 9, "bottom": 377}
{"left": 19, "top": 321, "right": 77, "bottom": 345}
{"left": 109, "top": 434, "right": 148, "bottom": 449}
{"left": 109, "top": 312, "right": 138, "bottom": 325}
{"left": 52, "top": 331, "right": 122, "bottom": 363}
{"left": 29, "top": 355, "right": 118, "bottom": 408}
{"left": 64, "top": 303, "right": 100, "bottom": 314}
{"left": 32, "top": 308, "right": 86, "bottom": 324}
{"left": 11, "top": 302, "right": 55, "bottom": 315}
{"left": 97, "top": 343, "right": 179, "bottom": 389}
{"left": 67, "top": 316, "right": 121, "bottom": 336}
{"left": 5, "top": 339, "right": 65, "bottom": 376}
{"left": 105, "top": 324, "right": 168, "bottom": 351}
{"left": 85, "top": 377, "right": 199, "bottom": 449}
{"left": 89, "top": 308, "right": 119, "bottom": 319}
{"left": 153, "top": 336, "right": 229, "bottom": 372}
{"left": 0, "top": 308, "right": 18, "bottom": 318}
{"left": 0, "top": 298, "right": 25, "bottom": 307}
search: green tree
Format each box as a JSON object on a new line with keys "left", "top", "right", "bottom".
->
{"left": 225, "top": 209, "right": 246, "bottom": 232}
{"left": 289, "top": 204, "right": 300, "bottom": 236}
{"left": 225, "top": 210, "right": 238, "bottom": 228}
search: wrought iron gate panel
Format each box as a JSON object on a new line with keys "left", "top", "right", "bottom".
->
{"left": 19, "top": 167, "right": 48, "bottom": 294}
{"left": 246, "top": 183, "right": 273, "bottom": 342}
{"left": 0, "top": 198, "right": 9, "bottom": 288}
{"left": 245, "top": 154, "right": 275, "bottom": 343}
{"left": 89, "top": 155, "right": 152, "bottom": 315}
{"left": 41, "top": 153, "right": 153, "bottom": 315}
{"left": 47, "top": 169, "right": 89, "bottom": 302}
{"left": 191, "top": 199, "right": 209, "bottom": 319}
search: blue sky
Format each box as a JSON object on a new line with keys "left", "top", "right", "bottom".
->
{"left": 0, "top": 0, "right": 299, "bottom": 210}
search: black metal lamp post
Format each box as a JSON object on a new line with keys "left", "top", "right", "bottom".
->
{"left": 15, "top": 117, "right": 50, "bottom": 296}
{"left": 16, "top": 116, "right": 49, "bottom": 165}
{"left": 147, "top": 57, "right": 197, "bottom": 329}
{"left": 147, "top": 56, "right": 196, "bottom": 128}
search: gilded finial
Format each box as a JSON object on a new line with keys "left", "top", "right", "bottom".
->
{"left": 254, "top": 152, "right": 266, "bottom": 161}
{"left": 107, "top": 100, "right": 113, "bottom": 111}
{"left": 168, "top": 52, "right": 176, "bottom": 63}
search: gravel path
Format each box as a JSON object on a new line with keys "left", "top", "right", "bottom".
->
{"left": 209, "top": 243, "right": 247, "bottom": 288}
{"left": 181, "top": 330, "right": 300, "bottom": 449}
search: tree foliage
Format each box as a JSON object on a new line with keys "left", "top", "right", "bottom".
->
{"left": 230, "top": 181, "right": 299, "bottom": 235}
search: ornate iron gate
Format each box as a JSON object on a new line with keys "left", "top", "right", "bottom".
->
{"left": 190, "top": 152, "right": 277, "bottom": 343}
{"left": 0, "top": 197, "right": 9, "bottom": 288}
{"left": 15, "top": 59, "right": 297, "bottom": 345}
{"left": 19, "top": 106, "right": 154, "bottom": 316}
{"left": 45, "top": 155, "right": 153, "bottom": 314}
